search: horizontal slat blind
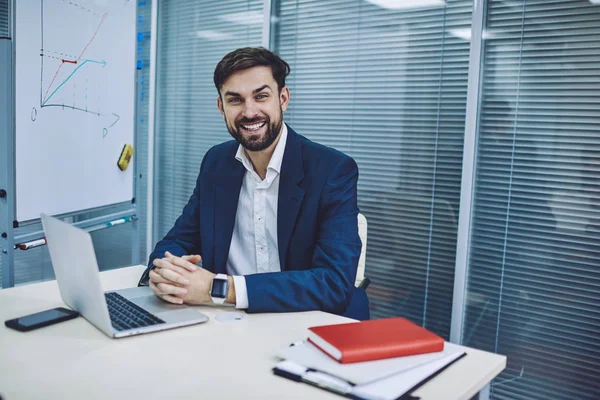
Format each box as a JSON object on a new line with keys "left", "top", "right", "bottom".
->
{"left": 0, "top": 0, "right": 9, "bottom": 38}
{"left": 466, "top": 1, "right": 600, "bottom": 399}
{"left": 276, "top": 0, "right": 471, "bottom": 339}
{"left": 155, "top": 1, "right": 263, "bottom": 238}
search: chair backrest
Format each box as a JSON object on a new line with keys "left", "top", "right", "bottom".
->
{"left": 356, "top": 213, "right": 367, "bottom": 287}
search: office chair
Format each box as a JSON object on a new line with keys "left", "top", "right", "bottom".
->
{"left": 340, "top": 212, "right": 370, "bottom": 321}
{"left": 356, "top": 213, "right": 371, "bottom": 290}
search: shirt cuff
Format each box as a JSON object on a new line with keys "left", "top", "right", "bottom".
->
{"left": 232, "top": 275, "right": 248, "bottom": 309}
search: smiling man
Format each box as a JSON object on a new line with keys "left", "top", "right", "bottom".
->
{"left": 138, "top": 47, "right": 369, "bottom": 320}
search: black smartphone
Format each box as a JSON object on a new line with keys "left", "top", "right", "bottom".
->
{"left": 5, "top": 307, "right": 79, "bottom": 332}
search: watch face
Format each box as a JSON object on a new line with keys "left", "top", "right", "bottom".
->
{"left": 211, "top": 278, "right": 228, "bottom": 299}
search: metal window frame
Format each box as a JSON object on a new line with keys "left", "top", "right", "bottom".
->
{"left": 262, "top": 0, "right": 273, "bottom": 49}
{"left": 146, "top": 0, "right": 158, "bottom": 259}
{"left": 450, "top": 0, "right": 487, "bottom": 345}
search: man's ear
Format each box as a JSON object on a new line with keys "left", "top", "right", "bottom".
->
{"left": 280, "top": 86, "right": 290, "bottom": 112}
{"left": 217, "top": 96, "right": 224, "bottom": 116}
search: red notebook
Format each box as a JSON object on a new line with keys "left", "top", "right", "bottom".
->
{"left": 307, "top": 317, "right": 444, "bottom": 364}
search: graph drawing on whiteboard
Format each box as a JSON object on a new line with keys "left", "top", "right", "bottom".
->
{"left": 34, "top": 1, "right": 125, "bottom": 137}
{"left": 15, "top": 0, "right": 136, "bottom": 222}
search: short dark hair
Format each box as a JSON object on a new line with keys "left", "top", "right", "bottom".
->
{"left": 213, "top": 47, "right": 290, "bottom": 97}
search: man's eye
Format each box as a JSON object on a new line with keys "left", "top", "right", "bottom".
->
{"left": 229, "top": 98, "right": 242, "bottom": 104}
{"left": 256, "top": 94, "right": 268, "bottom": 100}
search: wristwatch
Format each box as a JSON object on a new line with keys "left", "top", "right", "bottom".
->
{"left": 210, "top": 273, "right": 229, "bottom": 305}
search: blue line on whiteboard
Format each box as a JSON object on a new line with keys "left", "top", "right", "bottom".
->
{"left": 42, "top": 59, "right": 107, "bottom": 106}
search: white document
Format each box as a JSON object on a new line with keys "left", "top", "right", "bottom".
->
{"left": 277, "top": 340, "right": 464, "bottom": 385}
{"left": 274, "top": 350, "right": 466, "bottom": 400}
{"left": 351, "top": 351, "right": 465, "bottom": 400}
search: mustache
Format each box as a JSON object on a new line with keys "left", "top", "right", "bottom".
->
{"left": 236, "top": 117, "right": 267, "bottom": 125}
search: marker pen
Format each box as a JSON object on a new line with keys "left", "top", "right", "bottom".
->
{"left": 17, "top": 238, "right": 47, "bottom": 250}
{"left": 105, "top": 216, "right": 132, "bottom": 227}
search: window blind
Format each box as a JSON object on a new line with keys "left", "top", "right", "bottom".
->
{"left": 0, "top": 0, "right": 9, "bottom": 38}
{"left": 465, "top": 1, "right": 600, "bottom": 398}
{"left": 154, "top": 0, "right": 263, "bottom": 239}
{"left": 275, "top": 0, "right": 471, "bottom": 339}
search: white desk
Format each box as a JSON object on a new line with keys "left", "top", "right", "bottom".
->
{"left": 0, "top": 266, "right": 506, "bottom": 400}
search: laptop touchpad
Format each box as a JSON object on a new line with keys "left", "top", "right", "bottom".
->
{"left": 131, "top": 294, "right": 187, "bottom": 314}
{"left": 116, "top": 287, "right": 187, "bottom": 314}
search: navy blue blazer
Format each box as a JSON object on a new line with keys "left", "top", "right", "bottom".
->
{"left": 140, "top": 126, "right": 369, "bottom": 319}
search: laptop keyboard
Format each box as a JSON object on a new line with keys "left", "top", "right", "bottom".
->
{"left": 105, "top": 292, "right": 165, "bottom": 331}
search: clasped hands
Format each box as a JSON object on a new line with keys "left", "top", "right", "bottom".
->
{"left": 149, "top": 251, "right": 215, "bottom": 305}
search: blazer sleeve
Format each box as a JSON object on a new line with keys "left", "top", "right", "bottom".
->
{"left": 138, "top": 152, "right": 209, "bottom": 286}
{"left": 244, "top": 156, "right": 361, "bottom": 315}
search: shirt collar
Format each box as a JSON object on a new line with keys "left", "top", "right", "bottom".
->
{"left": 235, "top": 123, "right": 288, "bottom": 175}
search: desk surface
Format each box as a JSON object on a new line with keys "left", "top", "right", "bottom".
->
{"left": 0, "top": 266, "right": 506, "bottom": 400}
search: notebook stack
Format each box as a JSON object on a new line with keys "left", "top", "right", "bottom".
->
{"left": 273, "top": 317, "right": 466, "bottom": 400}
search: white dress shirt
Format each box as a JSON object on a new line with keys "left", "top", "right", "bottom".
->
{"left": 226, "top": 124, "right": 288, "bottom": 309}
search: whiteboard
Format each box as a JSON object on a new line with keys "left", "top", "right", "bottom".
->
{"left": 15, "top": 0, "right": 136, "bottom": 222}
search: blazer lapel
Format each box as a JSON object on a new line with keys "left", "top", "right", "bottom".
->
{"left": 278, "top": 127, "right": 305, "bottom": 269}
{"left": 213, "top": 150, "right": 245, "bottom": 274}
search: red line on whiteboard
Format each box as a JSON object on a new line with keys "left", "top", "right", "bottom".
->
{"left": 76, "top": 13, "right": 107, "bottom": 62}
{"left": 42, "top": 12, "right": 108, "bottom": 103}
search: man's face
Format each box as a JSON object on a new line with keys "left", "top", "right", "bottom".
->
{"left": 217, "top": 66, "right": 290, "bottom": 152}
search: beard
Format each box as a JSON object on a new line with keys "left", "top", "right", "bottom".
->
{"left": 226, "top": 112, "right": 283, "bottom": 152}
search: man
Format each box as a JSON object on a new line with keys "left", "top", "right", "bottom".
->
{"left": 139, "top": 47, "right": 368, "bottom": 319}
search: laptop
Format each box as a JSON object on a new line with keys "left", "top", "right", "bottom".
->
{"left": 41, "top": 213, "right": 208, "bottom": 338}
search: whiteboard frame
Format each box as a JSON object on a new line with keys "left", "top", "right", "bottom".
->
{"left": 0, "top": 22, "right": 16, "bottom": 287}
{"left": 15, "top": 0, "right": 136, "bottom": 222}
{"left": 0, "top": 0, "right": 141, "bottom": 288}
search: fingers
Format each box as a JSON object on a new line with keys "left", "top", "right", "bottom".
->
{"left": 152, "top": 257, "right": 190, "bottom": 277}
{"left": 182, "top": 254, "right": 202, "bottom": 264}
{"left": 149, "top": 269, "right": 168, "bottom": 284}
{"left": 150, "top": 267, "right": 190, "bottom": 286}
{"left": 148, "top": 252, "right": 200, "bottom": 305}
{"left": 157, "top": 281, "right": 187, "bottom": 296}
{"left": 165, "top": 251, "right": 198, "bottom": 272}
{"left": 158, "top": 293, "right": 183, "bottom": 304}
{"left": 149, "top": 280, "right": 185, "bottom": 305}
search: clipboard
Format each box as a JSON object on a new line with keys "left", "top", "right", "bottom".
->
{"left": 273, "top": 349, "right": 466, "bottom": 400}
{"left": 277, "top": 340, "right": 465, "bottom": 385}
